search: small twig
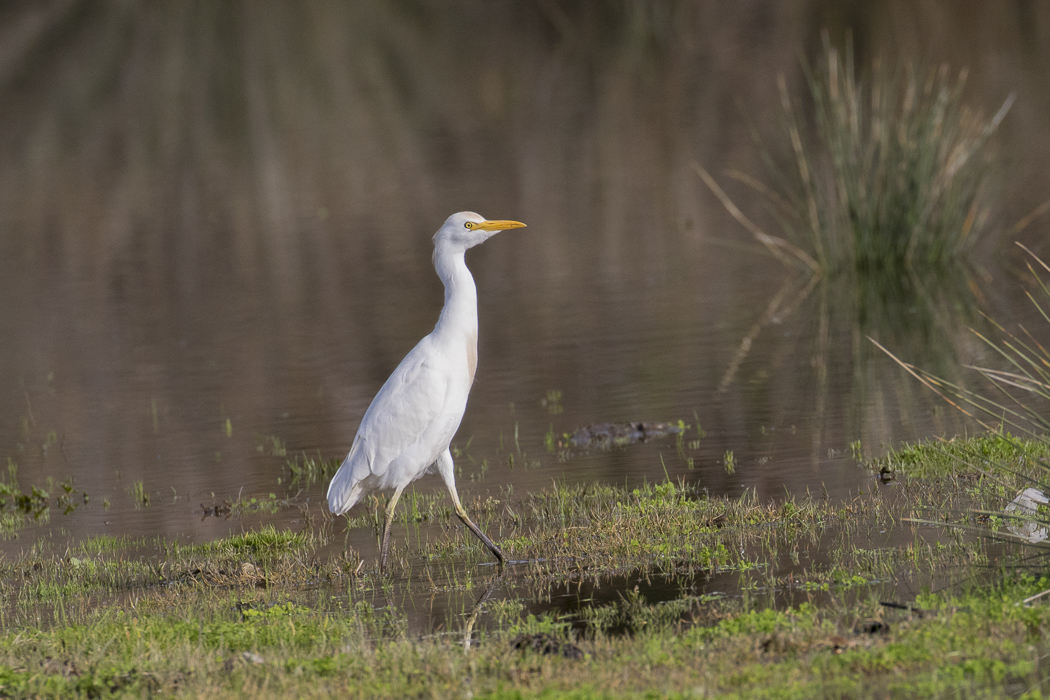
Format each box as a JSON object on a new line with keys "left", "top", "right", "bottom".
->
{"left": 692, "top": 162, "right": 821, "bottom": 273}
{"left": 1018, "top": 587, "right": 1050, "bottom": 607}
{"left": 868, "top": 337, "right": 986, "bottom": 424}
{"left": 1018, "top": 241, "right": 1050, "bottom": 274}
{"left": 879, "top": 601, "right": 934, "bottom": 616}
{"left": 1009, "top": 202, "right": 1050, "bottom": 237}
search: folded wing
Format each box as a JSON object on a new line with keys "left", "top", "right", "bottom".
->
{"left": 327, "top": 340, "right": 449, "bottom": 514}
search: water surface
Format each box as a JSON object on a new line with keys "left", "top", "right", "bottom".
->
{"left": 1, "top": 1, "right": 1049, "bottom": 556}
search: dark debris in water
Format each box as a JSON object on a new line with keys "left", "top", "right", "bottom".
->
{"left": 878, "top": 465, "right": 897, "bottom": 484}
{"left": 568, "top": 422, "right": 684, "bottom": 450}
{"left": 511, "top": 633, "right": 585, "bottom": 659}
{"left": 200, "top": 502, "right": 232, "bottom": 520}
{"left": 855, "top": 620, "right": 890, "bottom": 635}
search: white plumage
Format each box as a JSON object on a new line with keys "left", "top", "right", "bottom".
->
{"left": 327, "top": 211, "right": 525, "bottom": 570}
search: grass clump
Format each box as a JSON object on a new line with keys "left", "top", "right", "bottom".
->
{"left": 0, "top": 462, "right": 93, "bottom": 537}
{"left": 705, "top": 35, "right": 1012, "bottom": 274}
{"left": 874, "top": 431, "right": 1050, "bottom": 481}
{"left": 416, "top": 479, "right": 905, "bottom": 593}
{"left": 875, "top": 248, "right": 1050, "bottom": 553}
{"left": 285, "top": 454, "right": 340, "bottom": 487}
{"left": 185, "top": 526, "right": 312, "bottom": 560}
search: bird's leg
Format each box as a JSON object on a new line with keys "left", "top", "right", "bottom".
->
{"left": 379, "top": 485, "right": 406, "bottom": 573}
{"left": 437, "top": 450, "right": 505, "bottom": 565}
{"left": 455, "top": 507, "right": 505, "bottom": 565}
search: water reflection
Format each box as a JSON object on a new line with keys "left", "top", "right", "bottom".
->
{"left": 0, "top": 1, "right": 1047, "bottom": 550}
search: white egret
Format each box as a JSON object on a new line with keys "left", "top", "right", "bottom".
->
{"left": 327, "top": 212, "right": 526, "bottom": 571}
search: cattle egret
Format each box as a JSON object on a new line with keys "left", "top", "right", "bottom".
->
{"left": 327, "top": 211, "right": 526, "bottom": 571}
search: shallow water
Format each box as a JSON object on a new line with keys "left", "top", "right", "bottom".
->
{"left": 1, "top": 1, "right": 1050, "bottom": 560}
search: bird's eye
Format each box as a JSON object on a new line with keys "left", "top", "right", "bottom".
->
{"left": 464, "top": 222, "right": 475, "bottom": 230}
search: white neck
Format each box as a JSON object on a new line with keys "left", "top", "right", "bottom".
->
{"left": 432, "top": 244, "right": 478, "bottom": 336}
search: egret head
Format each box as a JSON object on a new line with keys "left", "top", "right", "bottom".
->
{"left": 433, "top": 212, "right": 527, "bottom": 251}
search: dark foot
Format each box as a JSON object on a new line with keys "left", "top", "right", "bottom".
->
{"left": 457, "top": 511, "right": 505, "bottom": 565}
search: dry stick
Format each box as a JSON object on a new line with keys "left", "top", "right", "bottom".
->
{"left": 975, "top": 367, "right": 1050, "bottom": 393}
{"left": 1022, "top": 284, "right": 1050, "bottom": 339}
{"left": 1018, "top": 587, "right": 1050, "bottom": 607}
{"left": 1018, "top": 240, "right": 1050, "bottom": 272}
{"left": 905, "top": 516, "right": 1050, "bottom": 552}
{"left": 692, "top": 162, "right": 821, "bottom": 274}
{"left": 873, "top": 332, "right": 1044, "bottom": 437}
{"left": 1013, "top": 311, "right": 1050, "bottom": 374}
{"left": 970, "top": 322, "right": 1050, "bottom": 405}
{"left": 725, "top": 170, "right": 797, "bottom": 220}
{"left": 868, "top": 337, "right": 994, "bottom": 429}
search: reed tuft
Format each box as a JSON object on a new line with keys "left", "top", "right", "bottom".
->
{"left": 720, "top": 35, "right": 1014, "bottom": 274}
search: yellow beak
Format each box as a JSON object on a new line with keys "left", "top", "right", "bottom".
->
{"left": 474, "top": 219, "right": 527, "bottom": 232}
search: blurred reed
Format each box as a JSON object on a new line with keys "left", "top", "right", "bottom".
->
{"left": 711, "top": 34, "right": 1013, "bottom": 274}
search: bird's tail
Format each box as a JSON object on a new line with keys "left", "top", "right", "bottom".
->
{"left": 326, "top": 440, "right": 370, "bottom": 515}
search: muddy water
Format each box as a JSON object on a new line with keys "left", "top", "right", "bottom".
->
{"left": 1, "top": 1, "right": 1049, "bottom": 564}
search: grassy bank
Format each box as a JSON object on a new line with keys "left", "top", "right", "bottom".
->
{"left": 1, "top": 574, "right": 1048, "bottom": 698}
{"left": 0, "top": 433, "right": 1046, "bottom": 697}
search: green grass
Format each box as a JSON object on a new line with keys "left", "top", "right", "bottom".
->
{"left": 873, "top": 430, "right": 1050, "bottom": 481}
{"left": 184, "top": 526, "right": 311, "bottom": 558}
{"left": 2, "top": 458, "right": 1037, "bottom": 697}
{"left": 0, "top": 434, "right": 1047, "bottom": 696}
{"left": 285, "top": 454, "right": 341, "bottom": 487}
{"left": 0, "top": 564, "right": 1048, "bottom": 697}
